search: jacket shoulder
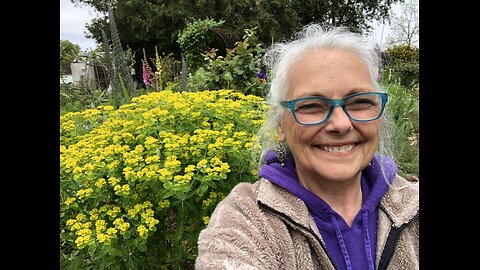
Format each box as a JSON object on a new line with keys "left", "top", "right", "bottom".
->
{"left": 195, "top": 180, "right": 278, "bottom": 269}
{"left": 380, "top": 175, "right": 419, "bottom": 227}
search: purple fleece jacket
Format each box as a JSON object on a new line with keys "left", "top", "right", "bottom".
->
{"left": 258, "top": 150, "right": 397, "bottom": 270}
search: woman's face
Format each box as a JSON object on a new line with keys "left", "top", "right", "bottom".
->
{"left": 278, "top": 48, "right": 381, "bottom": 184}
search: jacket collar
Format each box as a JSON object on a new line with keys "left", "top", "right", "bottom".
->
{"left": 257, "top": 175, "right": 419, "bottom": 230}
{"left": 256, "top": 178, "right": 313, "bottom": 228}
{"left": 256, "top": 150, "right": 418, "bottom": 228}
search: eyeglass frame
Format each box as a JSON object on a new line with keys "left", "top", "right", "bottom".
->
{"left": 279, "top": 92, "right": 389, "bottom": 126}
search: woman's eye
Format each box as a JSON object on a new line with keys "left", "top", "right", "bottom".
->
{"left": 348, "top": 98, "right": 376, "bottom": 107}
{"left": 295, "top": 102, "right": 328, "bottom": 113}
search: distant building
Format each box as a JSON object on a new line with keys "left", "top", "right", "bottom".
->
{"left": 66, "top": 53, "right": 108, "bottom": 89}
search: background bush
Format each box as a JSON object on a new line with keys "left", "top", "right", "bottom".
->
{"left": 381, "top": 78, "right": 419, "bottom": 178}
{"left": 383, "top": 45, "right": 419, "bottom": 88}
{"left": 177, "top": 18, "right": 225, "bottom": 71}
{"left": 186, "top": 28, "right": 268, "bottom": 97}
{"left": 60, "top": 89, "right": 267, "bottom": 269}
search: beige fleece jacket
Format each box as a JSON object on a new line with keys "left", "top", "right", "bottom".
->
{"left": 195, "top": 176, "right": 419, "bottom": 270}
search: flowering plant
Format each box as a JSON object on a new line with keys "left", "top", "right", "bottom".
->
{"left": 60, "top": 89, "right": 267, "bottom": 269}
{"left": 142, "top": 49, "right": 153, "bottom": 87}
{"left": 188, "top": 28, "right": 268, "bottom": 97}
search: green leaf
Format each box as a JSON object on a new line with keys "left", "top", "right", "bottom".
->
{"left": 123, "top": 231, "right": 131, "bottom": 240}
{"left": 198, "top": 183, "right": 209, "bottom": 196}
{"left": 206, "top": 181, "right": 217, "bottom": 188}
{"left": 108, "top": 247, "right": 124, "bottom": 257}
{"left": 68, "top": 256, "right": 85, "bottom": 270}
{"left": 96, "top": 245, "right": 109, "bottom": 259}
{"left": 118, "top": 75, "right": 131, "bottom": 103}
{"left": 163, "top": 181, "right": 173, "bottom": 189}
{"left": 135, "top": 239, "right": 148, "bottom": 253}
{"left": 161, "top": 189, "right": 175, "bottom": 199}
{"left": 88, "top": 244, "right": 97, "bottom": 257}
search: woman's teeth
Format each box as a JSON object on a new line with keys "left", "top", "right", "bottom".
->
{"left": 319, "top": 144, "right": 354, "bottom": 153}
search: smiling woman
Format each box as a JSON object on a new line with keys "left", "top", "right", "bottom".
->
{"left": 195, "top": 24, "right": 419, "bottom": 270}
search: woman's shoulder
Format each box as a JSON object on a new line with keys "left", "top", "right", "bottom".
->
{"left": 201, "top": 179, "right": 280, "bottom": 238}
{"left": 210, "top": 180, "right": 264, "bottom": 214}
{"left": 391, "top": 175, "right": 419, "bottom": 193}
{"left": 223, "top": 180, "right": 263, "bottom": 201}
{"left": 380, "top": 175, "right": 419, "bottom": 226}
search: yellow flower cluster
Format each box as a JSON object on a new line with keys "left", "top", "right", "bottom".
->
{"left": 64, "top": 197, "right": 76, "bottom": 206}
{"left": 158, "top": 199, "right": 170, "bottom": 209}
{"left": 76, "top": 188, "right": 93, "bottom": 199}
{"left": 113, "top": 217, "right": 131, "bottom": 233}
{"left": 60, "top": 89, "right": 268, "bottom": 251}
{"left": 202, "top": 216, "right": 210, "bottom": 225}
{"left": 94, "top": 219, "right": 118, "bottom": 243}
{"left": 65, "top": 201, "right": 158, "bottom": 248}
{"left": 202, "top": 191, "right": 225, "bottom": 209}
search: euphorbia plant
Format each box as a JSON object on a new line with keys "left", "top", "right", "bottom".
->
{"left": 60, "top": 89, "right": 268, "bottom": 269}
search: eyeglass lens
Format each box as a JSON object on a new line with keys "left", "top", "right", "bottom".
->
{"left": 293, "top": 94, "right": 383, "bottom": 124}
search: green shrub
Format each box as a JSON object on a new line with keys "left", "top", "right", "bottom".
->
{"left": 60, "top": 90, "right": 267, "bottom": 269}
{"left": 382, "top": 80, "right": 419, "bottom": 178}
{"left": 60, "top": 81, "right": 115, "bottom": 115}
{"left": 177, "top": 18, "right": 225, "bottom": 71}
{"left": 383, "top": 45, "right": 419, "bottom": 88}
{"left": 186, "top": 28, "right": 268, "bottom": 97}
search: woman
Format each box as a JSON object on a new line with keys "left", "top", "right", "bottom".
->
{"left": 195, "top": 24, "right": 419, "bottom": 270}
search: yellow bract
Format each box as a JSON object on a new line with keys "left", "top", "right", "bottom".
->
{"left": 60, "top": 89, "right": 268, "bottom": 250}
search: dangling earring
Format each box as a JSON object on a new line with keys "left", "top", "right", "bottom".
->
{"left": 276, "top": 142, "right": 286, "bottom": 167}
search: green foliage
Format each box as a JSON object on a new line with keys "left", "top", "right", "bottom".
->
{"left": 186, "top": 28, "right": 268, "bottom": 97}
{"left": 155, "top": 52, "right": 181, "bottom": 90}
{"left": 177, "top": 18, "right": 225, "bottom": 71}
{"left": 381, "top": 79, "right": 419, "bottom": 178}
{"left": 108, "top": 3, "right": 136, "bottom": 102}
{"left": 383, "top": 45, "right": 419, "bottom": 88}
{"left": 60, "top": 39, "right": 142, "bottom": 114}
{"left": 142, "top": 48, "right": 182, "bottom": 91}
{"left": 60, "top": 81, "right": 113, "bottom": 115}
{"left": 78, "top": 0, "right": 402, "bottom": 81}
{"left": 60, "top": 39, "right": 81, "bottom": 74}
{"left": 385, "top": 45, "right": 419, "bottom": 64}
{"left": 60, "top": 89, "right": 267, "bottom": 269}
{"left": 118, "top": 75, "right": 131, "bottom": 104}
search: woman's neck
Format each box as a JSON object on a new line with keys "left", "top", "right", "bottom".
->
{"left": 298, "top": 174, "right": 363, "bottom": 227}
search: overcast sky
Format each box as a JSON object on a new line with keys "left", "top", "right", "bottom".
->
{"left": 60, "top": 0, "right": 102, "bottom": 51}
{"left": 60, "top": 0, "right": 406, "bottom": 52}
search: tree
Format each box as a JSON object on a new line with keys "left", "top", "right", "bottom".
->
{"left": 386, "top": 0, "right": 419, "bottom": 47}
{"left": 60, "top": 39, "right": 81, "bottom": 75}
{"left": 71, "top": 0, "right": 403, "bottom": 82}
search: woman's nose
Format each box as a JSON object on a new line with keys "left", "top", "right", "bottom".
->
{"left": 324, "top": 106, "right": 353, "bottom": 133}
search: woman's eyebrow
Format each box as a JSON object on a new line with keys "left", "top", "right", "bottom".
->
{"left": 297, "top": 88, "right": 373, "bottom": 99}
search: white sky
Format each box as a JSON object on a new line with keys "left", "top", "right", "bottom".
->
{"left": 60, "top": 0, "right": 407, "bottom": 52}
{"left": 60, "top": 0, "right": 102, "bottom": 51}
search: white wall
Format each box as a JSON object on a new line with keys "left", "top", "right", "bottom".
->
{"left": 70, "top": 62, "right": 96, "bottom": 86}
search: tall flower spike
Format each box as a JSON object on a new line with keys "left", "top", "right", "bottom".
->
{"left": 142, "top": 48, "right": 153, "bottom": 86}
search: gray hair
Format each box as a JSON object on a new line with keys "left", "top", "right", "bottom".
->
{"left": 253, "top": 23, "right": 397, "bottom": 171}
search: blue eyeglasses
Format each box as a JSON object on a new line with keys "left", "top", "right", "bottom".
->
{"left": 280, "top": 92, "right": 388, "bottom": 126}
